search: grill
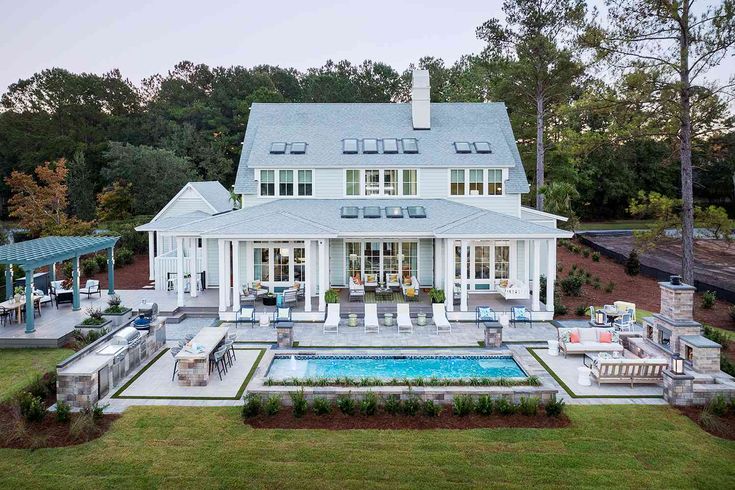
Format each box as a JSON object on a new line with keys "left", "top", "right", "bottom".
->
{"left": 111, "top": 326, "right": 142, "bottom": 347}
{"left": 137, "top": 300, "right": 158, "bottom": 320}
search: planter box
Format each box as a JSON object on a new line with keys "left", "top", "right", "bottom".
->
{"left": 75, "top": 319, "right": 112, "bottom": 336}
{"left": 102, "top": 308, "right": 133, "bottom": 327}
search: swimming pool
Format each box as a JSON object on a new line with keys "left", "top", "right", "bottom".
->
{"left": 267, "top": 355, "right": 527, "bottom": 380}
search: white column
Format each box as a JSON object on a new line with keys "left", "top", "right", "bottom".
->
{"left": 224, "top": 240, "right": 232, "bottom": 308}
{"left": 460, "top": 240, "right": 468, "bottom": 312}
{"left": 244, "top": 241, "right": 254, "bottom": 285}
{"left": 546, "top": 239, "right": 556, "bottom": 312}
{"left": 509, "top": 240, "right": 518, "bottom": 281}
{"left": 217, "top": 239, "right": 227, "bottom": 312}
{"left": 524, "top": 239, "right": 531, "bottom": 287}
{"left": 318, "top": 239, "right": 327, "bottom": 312}
{"left": 434, "top": 238, "right": 443, "bottom": 289}
{"left": 189, "top": 237, "right": 198, "bottom": 298}
{"left": 444, "top": 238, "right": 454, "bottom": 311}
{"left": 532, "top": 239, "right": 541, "bottom": 311}
{"left": 201, "top": 238, "right": 208, "bottom": 288}
{"left": 304, "top": 239, "right": 313, "bottom": 312}
{"left": 176, "top": 236, "right": 185, "bottom": 307}
{"left": 231, "top": 240, "right": 241, "bottom": 311}
{"left": 148, "top": 231, "right": 155, "bottom": 281}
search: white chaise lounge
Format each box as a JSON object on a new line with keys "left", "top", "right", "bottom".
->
{"left": 397, "top": 303, "right": 413, "bottom": 334}
{"left": 323, "top": 304, "right": 340, "bottom": 333}
{"left": 364, "top": 303, "right": 379, "bottom": 333}
{"left": 432, "top": 303, "right": 451, "bottom": 334}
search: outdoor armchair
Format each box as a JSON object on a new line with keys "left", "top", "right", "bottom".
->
{"left": 236, "top": 305, "right": 256, "bottom": 326}
{"left": 510, "top": 306, "right": 532, "bottom": 327}
{"left": 80, "top": 279, "right": 101, "bottom": 299}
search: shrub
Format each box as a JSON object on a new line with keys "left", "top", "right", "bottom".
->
{"left": 360, "top": 392, "right": 378, "bottom": 416}
{"left": 544, "top": 399, "right": 566, "bottom": 417}
{"left": 264, "top": 395, "right": 281, "bottom": 416}
{"left": 557, "top": 263, "right": 563, "bottom": 273}
{"left": 383, "top": 394, "right": 402, "bottom": 415}
{"left": 569, "top": 245, "right": 581, "bottom": 254}
{"left": 55, "top": 400, "right": 71, "bottom": 423}
{"left": 62, "top": 261, "right": 73, "bottom": 279}
{"left": 495, "top": 398, "right": 516, "bottom": 415}
{"left": 575, "top": 305, "right": 588, "bottom": 317}
{"left": 104, "top": 294, "right": 127, "bottom": 314}
{"left": 582, "top": 248, "right": 590, "bottom": 258}
{"left": 702, "top": 325, "right": 729, "bottom": 347}
{"left": 94, "top": 254, "right": 108, "bottom": 272}
{"left": 324, "top": 289, "right": 340, "bottom": 303}
{"left": 591, "top": 251, "right": 600, "bottom": 262}
{"left": 242, "top": 393, "right": 262, "bottom": 418}
{"left": 701, "top": 291, "right": 716, "bottom": 309}
{"left": 422, "top": 400, "right": 443, "bottom": 417}
{"left": 336, "top": 393, "right": 356, "bottom": 415}
{"left": 115, "top": 248, "right": 134, "bottom": 267}
{"left": 81, "top": 258, "right": 99, "bottom": 277}
{"left": 69, "top": 411, "right": 98, "bottom": 442}
{"left": 26, "top": 372, "right": 56, "bottom": 400}
{"left": 452, "top": 395, "right": 475, "bottom": 416}
{"left": 570, "top": 264, "right": 578, "bottom": 272}
{"left": 604, "top": 281, "right": 616, "bottom": 293}
{"left": 518, "top": 397, "right": 540, "bottom": 416}
{"left": 476, "top": 395, "right": 493, "bottom": 415}
{"left": 560, "top": 275, "right": 583, "bottom": 296}
{"left": 17, "top": 392, "right": 46, "bottom": 422}
{"left": 699, "top": 406, "right": 726, "bottom": 434}
{"left": 730, "top": 305, "right": 735, "bottom": 322}
{"left": 402, "top": 393, "right": 422, "bottom": 416}
{"left": 81, "top": 307, "right": 106, "bottom": 326}
{"left": 290, "top": 390, "right": 308, "bottom": 418}
{"left": 554, "top": 302, "right": 568, "bottom": 315}
{"left": 80, "top": 402, "right": 108, "bottom": 421}
{"left": 625, "top": 250, "right": 640, "bottom": 276}
{"left": 312, "top": 397, "right": 332, "bottom": 415}
{"left": 708, "top": 395, "right": 729, "bottom": 417}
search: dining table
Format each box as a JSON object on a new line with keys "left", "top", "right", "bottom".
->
{"left": 0, "top": 295, "right": 42, "bottom": 324}
{"left": 603, "top": 306, "right": 623, "bottom": 326}
{"left": 174, "top": 327, "right": 228, "bottom": 386}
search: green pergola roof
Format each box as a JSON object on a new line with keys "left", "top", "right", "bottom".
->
{"left": 0, "top": 236, "right": 119, "bottom": 269}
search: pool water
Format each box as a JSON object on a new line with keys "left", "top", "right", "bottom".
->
{"left": 267, "top": 355, "right": 526, "bottom": 380}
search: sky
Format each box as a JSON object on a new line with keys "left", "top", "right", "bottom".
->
{"left": 0, "top": 0, "right": 732, "bottom": 94}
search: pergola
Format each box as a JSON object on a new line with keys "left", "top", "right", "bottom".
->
{"left": 0, "top": 235, "right": 119, "bottom": 333}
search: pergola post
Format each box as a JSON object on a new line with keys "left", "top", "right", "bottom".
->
{"left": 25, "top": 268, "right": 35, "bottom": 333}
{"left": 72, "top": 256, "right": 81, "bottom": 311}
{"left": 5, "top": 265, "right": 12, "bottom": 301}
{"left": 50, "top": 262, "right": 56, "bottom": 283}
{"left": 107, "top": 247, "right": 115, "bottom": 295}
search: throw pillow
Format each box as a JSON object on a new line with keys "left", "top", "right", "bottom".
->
{"left": 293, "top": 281, "right": 300, "bottom": 289}
{"left": 599, "top": 331, "right": 612, "bottom": 343}
{"left": 404, "top": 276, "right": 412, "bottom": 286}
{"left": 478, "top": 307, "right": 494, "bottom": 320}
{"left": 569, "top": 331, "right": 581, "bottom": 343}
{"left": 407, "top": 287, "right": 415, "bottom": 297}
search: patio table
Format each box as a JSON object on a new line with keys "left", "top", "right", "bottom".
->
{"left": 603, "top": 307, "right": 623, "bottom": 325}
{"left": 0, "top": 295, "right": 42, "bottom": 324}
{"left": 174, "top": 327, "right": 228, "bottom": 386}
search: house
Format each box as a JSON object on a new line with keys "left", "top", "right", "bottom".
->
{"left": 137, "top": 70, "right": 573, "bottom": 321}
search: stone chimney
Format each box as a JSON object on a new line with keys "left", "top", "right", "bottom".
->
{"left": 411, "top": 70, "right": 431, "bottom": 130}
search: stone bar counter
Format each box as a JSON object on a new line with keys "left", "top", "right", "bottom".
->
{"left": 175, "top": 327, "right": 228, "bottom": 386}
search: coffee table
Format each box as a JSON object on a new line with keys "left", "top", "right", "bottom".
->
{"left": 375, "top": 287, "right": 393, "bottom": 300}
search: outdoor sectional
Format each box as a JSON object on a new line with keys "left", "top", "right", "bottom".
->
{"left": 557, "top": 327, "right": 624, "bottom": 357}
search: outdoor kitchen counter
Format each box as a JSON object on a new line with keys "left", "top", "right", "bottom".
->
{"left": 175, "top": 327, "right": 228, "bottom": 386}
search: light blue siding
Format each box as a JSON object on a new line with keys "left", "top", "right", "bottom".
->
{"left": 206, "top": 238, "right": 219, "bottom": 286}
{"left": 418, "top": 239, "right": 434, "bottom": 286}
{"left": 329, "top": 238, "right": 345, "bottom": 286}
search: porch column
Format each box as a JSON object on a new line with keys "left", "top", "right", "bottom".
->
{"left": 460, "top": 240, "right": 468, "bottom": 312}
{"left": 224, "top": 240, "right": 232, "bottom": 308}
{"left": 524, "top": 239, "right": 530, "bottom": 286}
{"left": 444, "top": 239, "right": 454, "bottom": 312}
{"left": 5, "top": 265, "right": 12, "bottom": 301}
{"left": 25, "top": 268, "right": 35, "bottom": 333}
{"left": 546, "top": 239, "right": 556, "bottom": 312}
{"left": 217, "top": 239, "right": 227, "bottom": 311}
{"left": 304, "top": 239, "right": 312, "bottom": 312}
{"left": 433, "top": 239, "right": 443, "bottom": 289}
{"left": 189, "top": 237, "right": 198, "bottom": 298}
{"left": 244, "top": 241, "right": 254, "bottom": 286}
{"left": 176, "top": 236, "right": 185, "bottom": 307}
{"left": 318, "top": 239, "right": 327, "bottom": 312}
{"left": 532, "top": 239, "right": 541, "bottom": 311}
{"left": 107, "top": 247, "right": 115, "bottom": 295}
{"left": 72, "top": 256, "right": 80, "bottom": 311}
{"left": 201, "top": 238, "right": 208, "bottom": 288}
{"left": 148, "top": 231, "right": 155, "bottom": 281}
{"left": 231, "top": 240, "right": 240, "bottom": 311}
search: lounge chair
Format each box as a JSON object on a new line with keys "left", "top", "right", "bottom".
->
{"left": 323, "top": 303, "right": 340, "bottom": 333}
{"left": 236, "top": 305, "right": 256, "bottom": 326}
{"left": 401, "top": 276, "right": 420, "bottom": 301}
{"left": 510, "top": 306, "right": 532, "bottom": 327}
{"left": 282, "top": 287, "right": 299, "bottom": 305}
{"left": 272, "top": 306, "right": 292, "bottom": 325}
{"left": 364, "top": 303, "right": 379, "bottom": 333}
{"left": 349, "top": 276, "right": 365, "bottom": 302}
{"left": 385, "top": 273, "right": 400, "bottom": 290}
{"left": 80, "top": 279, "right": 101, "bottom": 299}
{"left": 397, "top": 303, "right": 413, "bottom": 334}
{"left": 432, "top": 303, "right": 451, "bottom": 334}
{"left": 363, "top": 273, "right": 378, "bottom": 291}
{"left": 475, "top": 306, "right": 497, "bottom": 328}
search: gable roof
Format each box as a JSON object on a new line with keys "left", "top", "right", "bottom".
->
{"left": 151, "top": 181, "right": 232, "bottom": 222}
{"left": 234, "top": 103, "right": 530, "bottom": 195}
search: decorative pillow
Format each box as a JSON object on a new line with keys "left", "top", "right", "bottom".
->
{"left": 579, "top": 328, "right": 597, "bottom": 343}
{"left": 406, "top": 287, "right": 415, "bottom": 297}
{"left": 388, "top": 274, "right": 398, "bottom": 283}
{"left": 366, "top": 274, "right": 377, "bottom": 283}
{"left": 569, "top": 331, "right": 581, "bottom": 343}
{"left": 254, "top": 281, "right": 261, "bottom": 289}
{"left": 404, "top": 276, "right": 412, "bottom": 286}
{"left": 478, "top": 307, "right": 494, "bottom": 320}
{"left": 514, "top": 306, "right": 527, "bottom": 319}
{"left": 499, "top": 280, "right": 509, "bottom": 288}
{"left": 560, "top": 330, "right": 571, "bottom": 342}
{"left": 293, "top": 281, "right": 300, "bottom": 289}
{"left": 599, "top": 331, "right": 612, "bottom": 343}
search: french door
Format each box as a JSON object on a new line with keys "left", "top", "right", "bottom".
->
{"left": 253, "top": 242, "right": 306, "bottom": 290}
{"left": 345, "top": 240, "right": 418, "bottom": 283}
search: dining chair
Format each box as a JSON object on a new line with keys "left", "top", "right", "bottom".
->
{"left": 170, "top": 347, "right": 182, "bottom": 381}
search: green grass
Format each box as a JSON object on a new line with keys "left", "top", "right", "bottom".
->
{"left": 578, "top": 219, "right": 656, "bottom": 231}
{"left": 0, "top": 348, "right": 73, "bottom": 400}
{"left": 0, "top": 405, "right": 732, "bottom": 487}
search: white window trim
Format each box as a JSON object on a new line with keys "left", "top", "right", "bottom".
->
{"left": 257, "top": 169, "right": 314, "bottom": 198}
{"left": 344, "top": 240, "right": 420, "bottom": 283}
{"left": 447, "top": 168, "right": 508, "bottom": 197}
{"left": 343, "top": 168, "right": 420, "bottom": 198}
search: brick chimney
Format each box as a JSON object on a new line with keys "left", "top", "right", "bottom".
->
{"left": 411, "top": 70, "right": 430, "bottom": 130}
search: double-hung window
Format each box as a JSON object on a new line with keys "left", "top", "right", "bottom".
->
{"left": 402, "top": 169, "right": 417, "bottom": 196}
{"left": 469, "top": 169, "right": 484, "bottom": 195}
{"left": 450, "top": 170, "right": 465, "bottom": 196}
{"left": 488, "top": 169, "right": 503, "bottom": 195}
{"left": 383, "top": 170, "right": 398, "bottom": 196}
{"left": 279, "top": 170, "right": 294, "bottom": 196}
{"left": 260, "top": 170, "right": 275, "bottom": 196}
{"left": 346, "top": 170, "right": 360, "bottom": 196}
{"left": 298, "top": 170, "right": 312, "bottom": 196}
{"left": 365, "top": 170, "right": 380, "bottom": 196}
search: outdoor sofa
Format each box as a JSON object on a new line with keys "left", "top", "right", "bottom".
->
{"left": 557, "top": 327, "right": 624, "bottom": 357}
{"left": 589, "top": 357, "right": 668, "bottom": 387}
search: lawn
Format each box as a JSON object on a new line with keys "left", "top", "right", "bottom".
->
{"left": 0, "top": 405, "right": 733, "bottom": 488}
{"left": 0, "top": 348, "right": 73, "bottom": 400}
{"left": 578, "top": 219, "right": 656, "bottom": 231}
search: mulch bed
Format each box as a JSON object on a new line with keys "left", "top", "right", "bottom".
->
{"left": 244, "top": 411, "right": 570, "bottom": 430}
{"left": 0, "top": 402, "right": 118, "bottom": 449}
{"left": 88, "top": 253, "right": 152, "bottom": 289}
{"left": 677, "top": 406, "right": 735, "bottom": 441}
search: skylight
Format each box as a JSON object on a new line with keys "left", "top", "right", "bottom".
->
{"left": 341, "top": 206, "right": 359, "bottom": 218}
{"left": 343, "top": 139, "right": 358, "bottom": 154}
{"left": 290, "top": 142, "right": 307, "bottom": 154}
{"left": 402, "top": 138, "right": 418, "bottom": 154}
{"left": 383, "top": 138, "right": 398, "bottom": 153}
{"left": 474, "top": 141, "right": 492, "bottom": 154}
{"left": 363, "top": 138, "right": 378, "bottom": 154}
{"left": 270, "top": 142, "right": 287, "bottom": 154}
{"left": 363, "top": 206, "right": 381, "bottom": 218}
{"left": 385, "top": 206, "right": 403, "bottom": 218}
{"left": 454, "top": 142, "right": 472, "bottom": 153}
{"left": 407, "top": 206, "right": 427, "bottom": 218}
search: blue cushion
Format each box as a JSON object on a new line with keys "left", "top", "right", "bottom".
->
{"left": 477, "top": 307, "right": 494, "bottom": 320}
{"left": 513, "top": 306, "right": 528, "bottom": 319}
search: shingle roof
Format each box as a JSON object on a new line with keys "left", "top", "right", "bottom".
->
{"left": 234, "top": 103, "right": 530, "bottom": 195}
{"left": 135, "top": 211, "right": 211, "bottom": 232}
{"left": 189, "top": 181, "right": 233, "bottom": 213}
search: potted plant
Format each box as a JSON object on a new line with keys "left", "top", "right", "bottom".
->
{"left": 75, "top": 306, "right": 112, "bottom": 335}
{"left": 325, "top": 289, "right": 340, "bottom": 303}
{"left": 13, "top": 286, "right": 24, "bottom": 303}
{"left": 102, "top": 294, "right": 133, "bottom": 326}
{"left": 429, "top": 288, "right": 446, "bottom": 304}
{"left": 263, "top": 292, "right": 277, "bottom": 306}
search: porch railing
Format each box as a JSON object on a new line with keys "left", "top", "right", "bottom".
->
{"left": 154, "top": 249, "right": 204, "bottom": 291}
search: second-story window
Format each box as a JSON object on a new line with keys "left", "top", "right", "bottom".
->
{"left": 384, "top": 170, "right": 398, "bottom": 196}
{"left": 449, "top": 168, "right": 504, "bottom": 196}
{"left": 488, "top": 169, "right": 503, "bottom": 195}
{"left": 403, "top": 169, "right": 417, "bottom": 196}
{"left": 365, "top": 170, "right": 380, "bottom": 196}
{"left": 279, "top": 170, "right": 294, "bottom": 196}
{"left": 469, "top": 169, "right": 484, "bottom": 195}
{"left": 450, "top": 170, "right": 465, "bottom": 195}
{"left": 298, "top": 170, "right": 312, "bottom": 196}
{"left": 260, "top": 170, "right": 275, "bottom": 196}
{"left": 346, "top": 169, "right": 360, "bottom": 196}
